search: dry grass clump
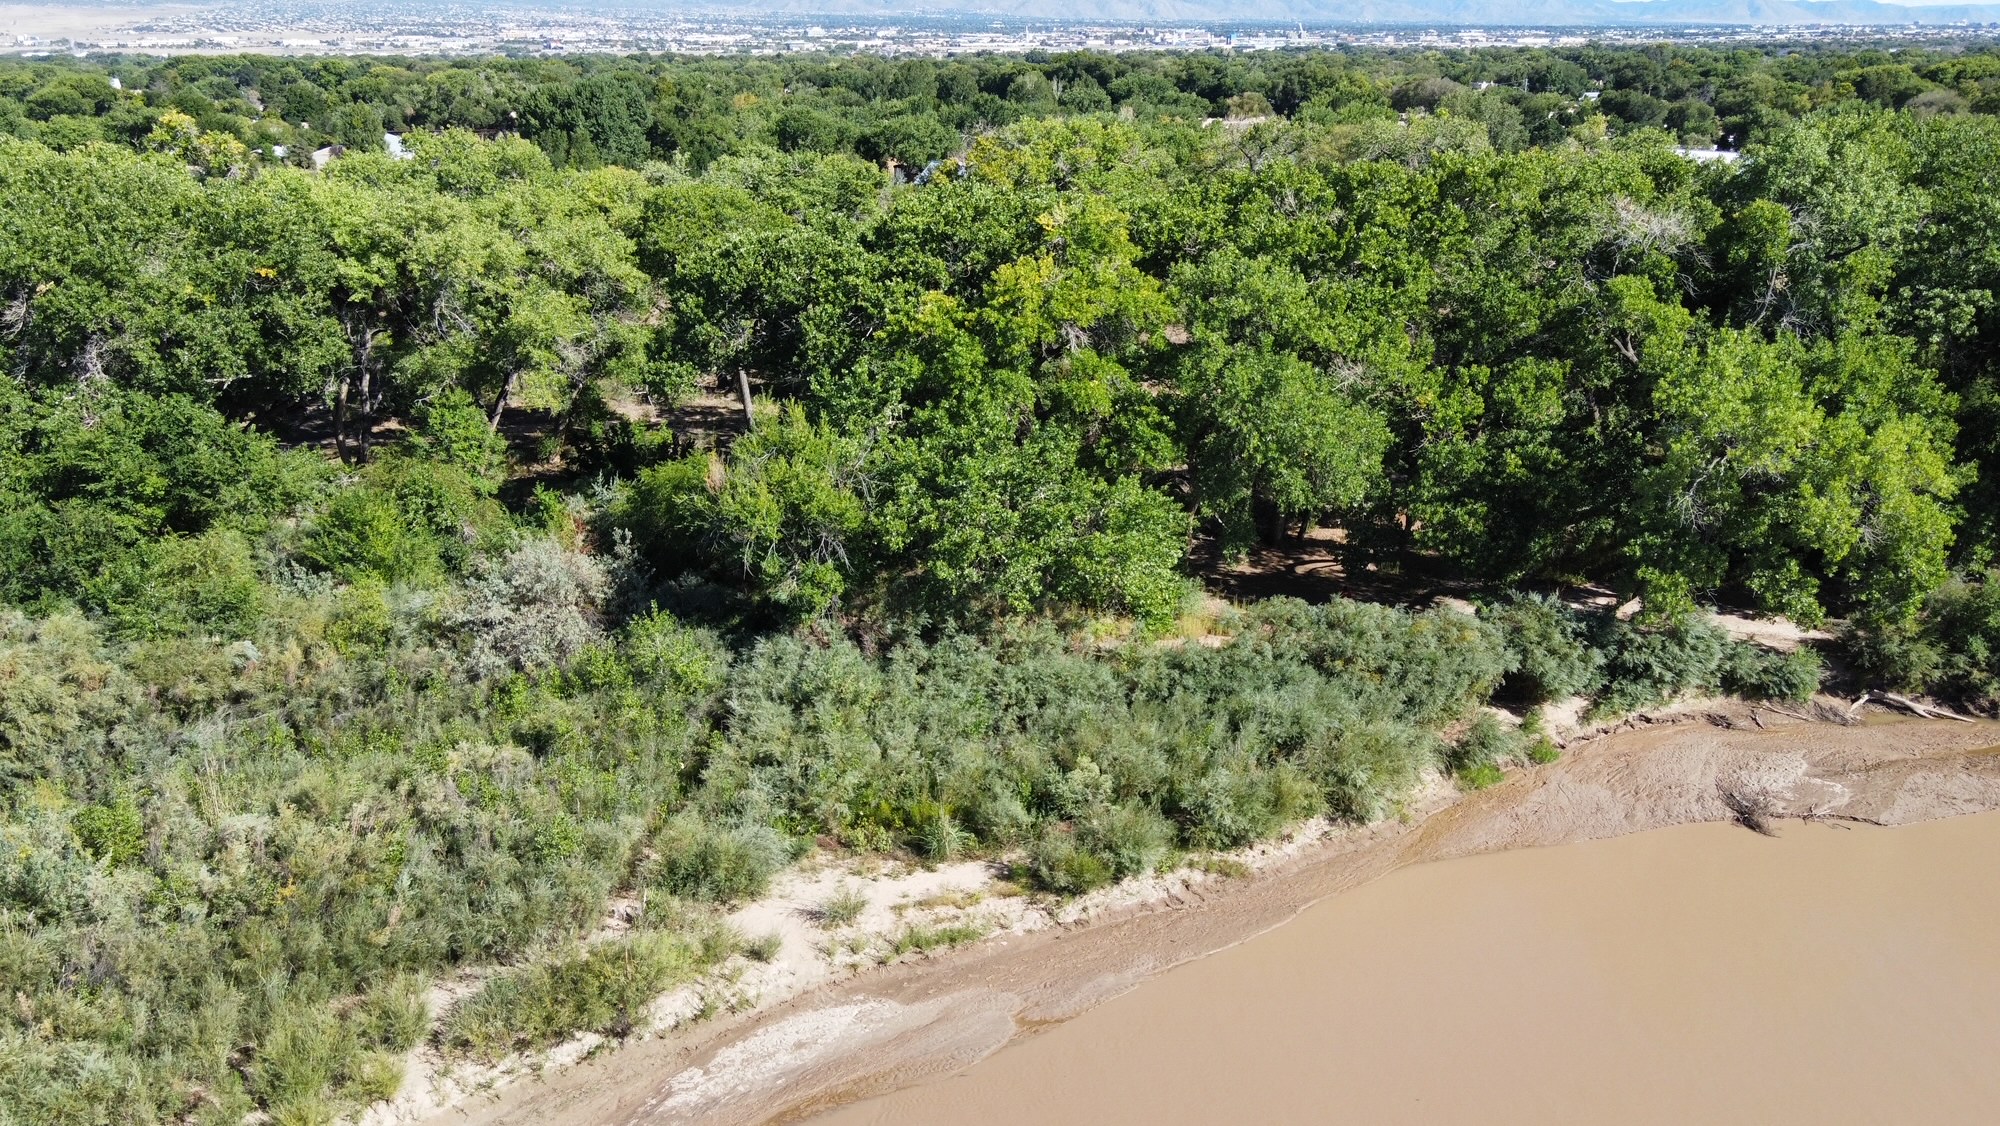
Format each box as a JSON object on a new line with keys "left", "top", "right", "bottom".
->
{"left": 812, "top": 886, "right": 869, "bottom": 928}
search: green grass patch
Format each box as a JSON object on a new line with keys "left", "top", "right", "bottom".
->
{"left": 1456, "top": 762, "right": 1506, "bottom": 790}
{"left": 886, "top": 920, "right": 991, "bottom": 958}
{"left": 441, "top": 928, "right": 733, "bottom": 1060}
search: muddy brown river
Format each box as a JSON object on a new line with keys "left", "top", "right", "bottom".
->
{"left": 810, "top": 811, "right": 2000, "bottom": 1126}
{"left": 418, "top": 718, "right": 2000, "bottom": 1126}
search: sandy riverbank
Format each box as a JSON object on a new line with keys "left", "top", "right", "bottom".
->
{"left": 406, "top": 708, "right": 2000, "bottom": 1126}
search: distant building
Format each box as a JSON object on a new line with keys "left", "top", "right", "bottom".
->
{"left": 1675, "top": 148, "right": 1741, "bottom": 164}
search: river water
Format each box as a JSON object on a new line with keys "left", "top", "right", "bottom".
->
{"left": 809, "top": 811, "right": 2000, "bottom": 1125}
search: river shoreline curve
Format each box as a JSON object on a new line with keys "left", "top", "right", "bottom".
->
{"left": 416, "top": 709, "right": 2000, "bottom": 1126}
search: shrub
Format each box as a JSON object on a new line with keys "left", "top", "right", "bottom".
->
{"left": 617, "top": 406, "right": 867, "bottom": 619}
{"left": 407, "top": 389, "right": 508, "bottom": 494}
{"left": 614, "top": 455, "right": 714, "bottom": 579}
{"left": 1305, "top": 721, "right": 1443, "bottom": 823}
{"left": 71, "top": 796, "right": 144, "bottom": 865}
{"left": 1839, "top": 612, "right": 1941, "bottom": 694}
{"left": 452, "top": 538, "right": 610, "bottom": 676}
{"left": 346, "top": 1050, "right": 406, "bottom": 1105}
{"left": 1721, "top": 644, "right": 1823, "bottom": 703}
{"left": 1592, "top": 613, "right": 1730, "bottom": 716}
{"left": 1026, "top": 805, "right": 1172, "bottom": 895}
{"left": 1241, "top": 597, "right": 1511, "bottom": 727}
{"left": 250, "top": 1002, "right": 355, "bottom": 1113}
{"left": 1169, "top": 763, "right": 1320, "bottom": 849}
{"left": 302, "top": 487, "right": 442, "bottom": 585}
{"left": 1487, "top": 593, "right": 1604, "bottom": 703}
{"left": 1842, "top": 575, "right": 2000, "bottom": 705}
{"left": 1446, "top": 713, "right": 1524, "bottom": 782}
{"left": 441, "top": 930, "right": 728, "bottom": 1059}
{"left": 366, "top": 455, "right": 505, "bottom": 572}
{"left": 1076, "top": 805, "right": 1173, "bottom": 881}
{"left": 909, "top": 801, "right": 971, "bottom": 861}
{"left": 96, "top": 528, "right": 265, "bottom": 639}
{"left": 645, "top": 817, "right": 790, "bottom": 904}
{"left": 1025, "top": 827, "right": 1114, "bottom": 895}
{"left": 623, "top": 608, "right": 728, "bottom": 697}
{"left": 352, "top": 976, "right": 431, "bottom": 1053}
{"left": 1517, "top": 708, "right": 1559, "bottom": 763}
{"left": 0, "top": 385, "right": 322, "bottom": 611}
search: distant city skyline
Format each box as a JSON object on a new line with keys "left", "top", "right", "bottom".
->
{"left": 7, "top": 0, "right": 2000, "bottom": 60}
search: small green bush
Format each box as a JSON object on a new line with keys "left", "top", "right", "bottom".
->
{"left": 302, "top": 487, "right": 442, "bottom": 585}
{"left": 1839, "top": 613, "right": 1941, "bottom": 694}
{"left": 1487, "top": 593, "right": 1604, "bottom": 703}
{"left": 346, "top": 1050, "right": 406, "bottom": 1105}
{"left": 616, "top": 407, "right": 867, "bottom": 620}
{"left": 1026, "top": 828, "right": 1115, "bottom": 895}
{"left": 623, "top": 608, "right": 727, "bottom": 697}
{"left": 1519, "top": 707, "right": 1562, "bottom": 763}
{"left": 1592, "top": 613, "right": 1730, "bottom": 716}
{"left": 909, "top": 802, "right": 971, "bottom": 861}
{"left": 1077, "top": 805, "right": 1173, "bottom": 881}
{"left": 1025, "top": 805, "right": 1172, "bottom": 894}
{"left": 250, "top": 1002, "right": 355, "bottom": 1112}
{"left": 407, "top": 389, "right": 508, "bottom": 494}
{"left": 97, "top": 528, "right": 265, "bottom": 639}
{"left": 352, "top": 976, "right": 430, "bottom": 1053}
{"left": 646, "top": 817, "right": 790, "bottom": 904}
{"left": 1457, "top": 762, "right": 1506, "bottom": 789}
{"left": 441, "top": 930, "right": 729, "bottom": 1059}
{"left": 1447, "top": 713, "right": 1524, "bottom": 781}
{"left": 1721, "top": 644, "right": 1823, "bottom": 703}
{"left": 71, "top": 796, "right": 144, "bottom": 865}
{"left": 1305, "top": 721, "right": 1443, "bottom": 823}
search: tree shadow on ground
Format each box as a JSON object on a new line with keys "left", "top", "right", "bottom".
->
{"left": 1187, "top": 527, "right": 1486, "bottom": 610}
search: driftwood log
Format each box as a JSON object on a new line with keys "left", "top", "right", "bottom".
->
{"left": 1867, "top": 691, "right": 1975, "bottom": 724}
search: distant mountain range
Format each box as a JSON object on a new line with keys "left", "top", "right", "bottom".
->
{"left": 712, "top": 0, "right": 2000, "bottom": 23}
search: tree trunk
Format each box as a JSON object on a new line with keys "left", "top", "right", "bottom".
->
{"left": 489, "top": 368, "right": 519, "bottom": 434}
{"left": 337, "top": 307, "right": 375, "bottom": 463}
{"left": 738, "top": 368, "right": 755, "bottom": 430}
{"left": 356, "top": 356, "right": 374, "bottom": 461}
{"left": 333, "top": 373, "right": 352, "bottom": 464}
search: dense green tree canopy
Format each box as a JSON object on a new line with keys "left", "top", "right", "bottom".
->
{"left": 4, "top": 42, "right": 2000, "bottom": 1124}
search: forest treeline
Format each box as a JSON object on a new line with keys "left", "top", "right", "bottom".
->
{"left": 6, "top": 40, "right": 2000, "bottom": 168}
{"left": 4, "top": 43, "right": 2000, "bottom": 1124}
